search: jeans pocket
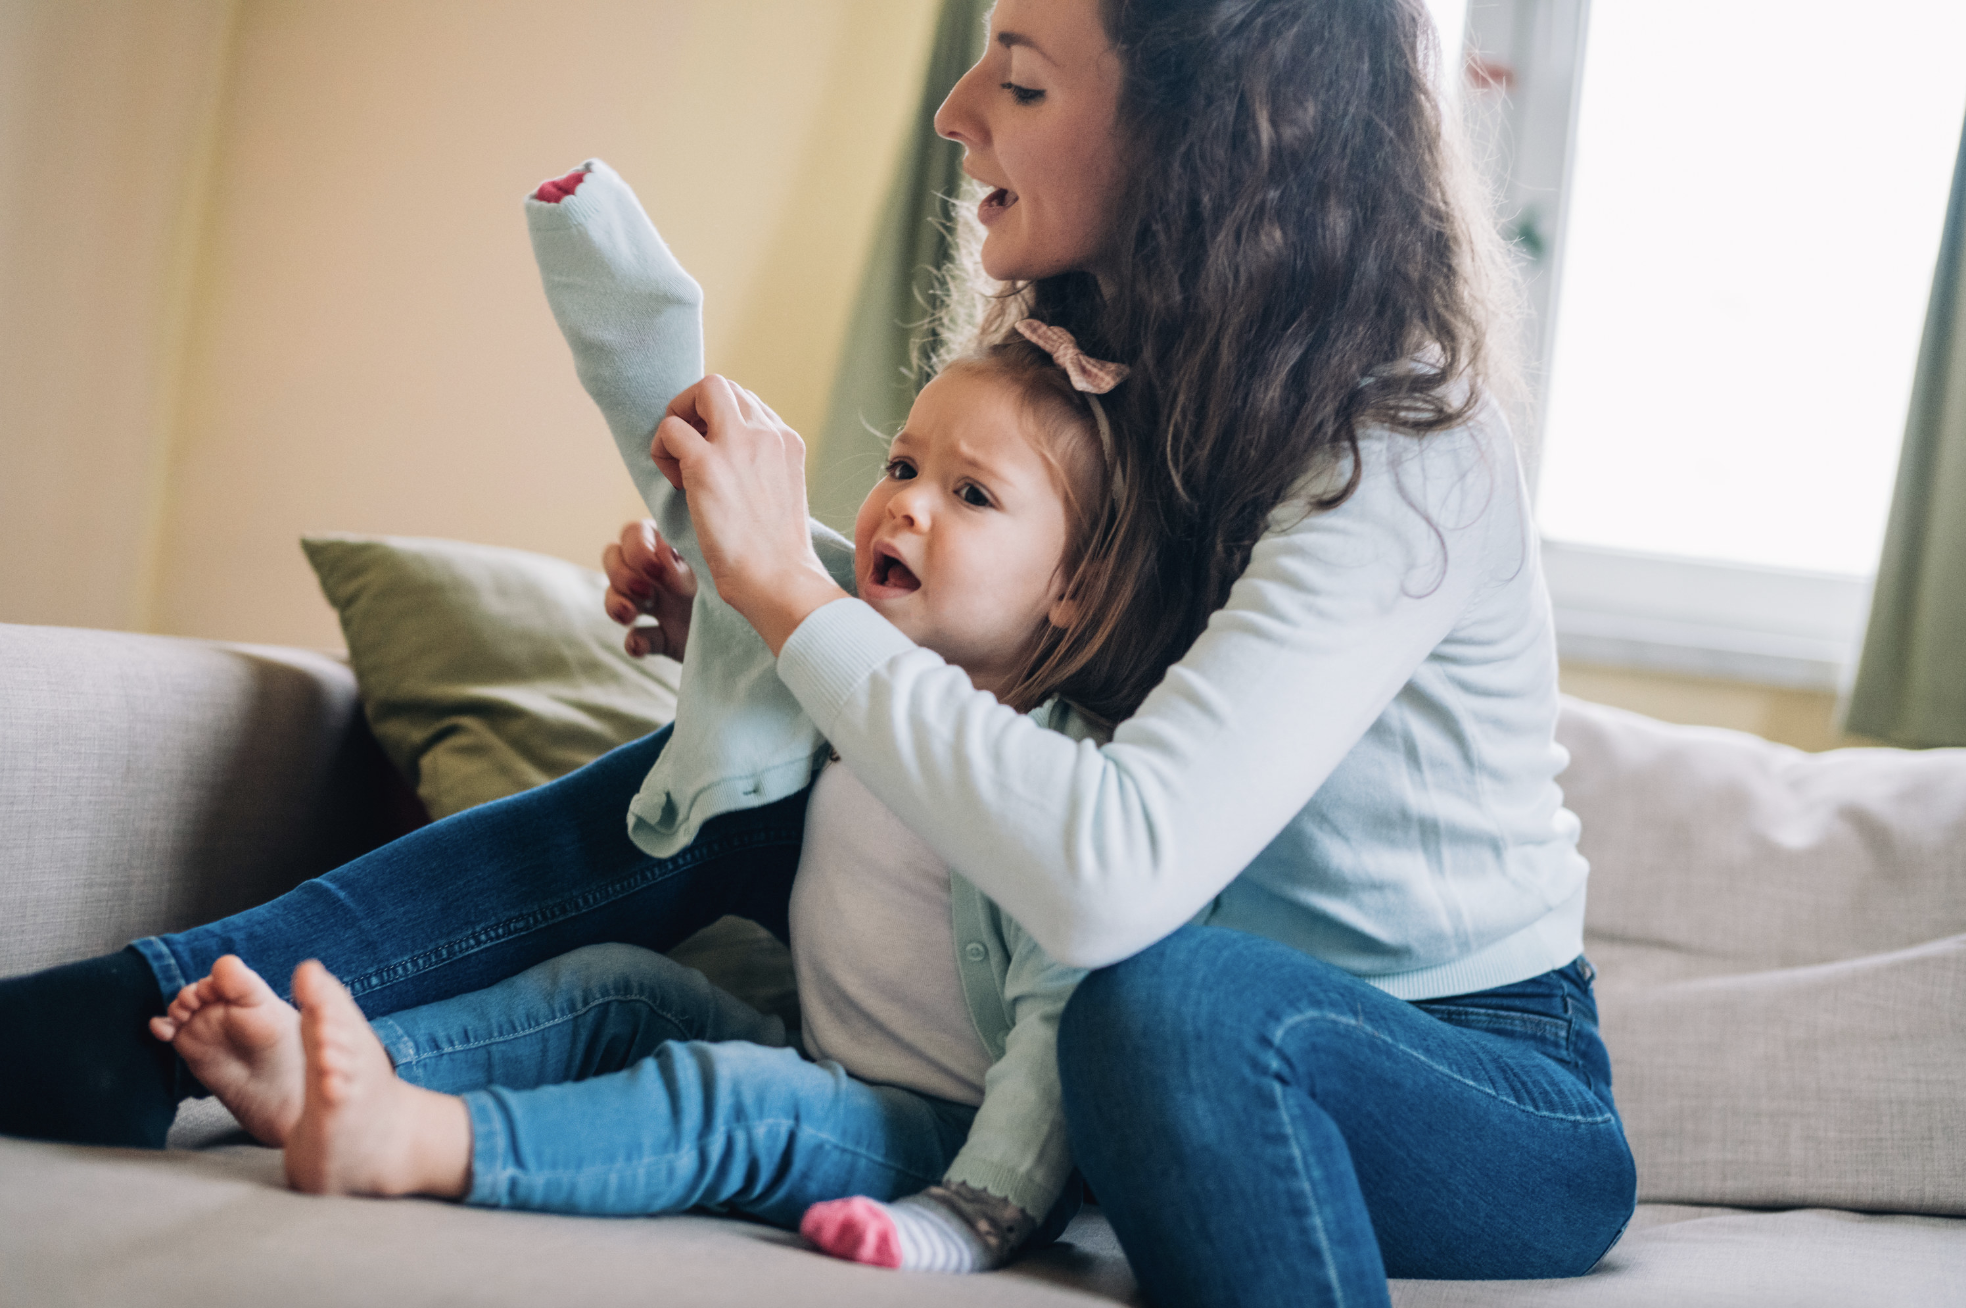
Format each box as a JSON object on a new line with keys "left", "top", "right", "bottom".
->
{"left": 1416, "top": 1002, "right": 1577, "bottom": 1066}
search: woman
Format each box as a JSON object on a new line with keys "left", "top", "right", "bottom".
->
{"left": 624, "top": 1, "right": 1634, "bottom": 1303}
{"left": 1, "top": 1, "right": 1632, "bottom": 1303}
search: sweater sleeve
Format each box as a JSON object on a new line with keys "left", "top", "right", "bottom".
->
{"left": 940, "top": 894, "right": 1084, "bottom": 1221}
{"left": 526, "top": 159, "right": 855, "bottom": 856}
{"left": 777, "top": 423, "right": 1515, "bottom": 968}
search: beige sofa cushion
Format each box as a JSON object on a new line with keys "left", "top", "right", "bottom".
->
{"left": 1558, "top": 698, "right": 1966, "bottom": 1214}
{"left": 7, "top": 1131, "right": 1960, "bottom": 1308}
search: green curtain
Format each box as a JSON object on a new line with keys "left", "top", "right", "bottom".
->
{"left": 807, "top": 0, "right": 992, "bottom": 532}
{"left": 1847, "top": 112, "right": 1966, "bottom": 746}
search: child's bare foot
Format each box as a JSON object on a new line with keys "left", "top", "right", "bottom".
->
{"left": 284, "top": 960, "right": 472, "bottom": 1199}
{"left": 149, "top": 954, "right": 304, "bottom": 1145}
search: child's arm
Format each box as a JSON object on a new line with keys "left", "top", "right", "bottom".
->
{"left": 940, "top": 902, "right": 1081, "bottom": 1232}
{"left": 802, "top": 893, "right": 1084, "bottom": 1272}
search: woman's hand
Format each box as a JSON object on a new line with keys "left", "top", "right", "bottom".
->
{"left": 652, "top": 375, "right": 847, "bottom": 654}
{"left": 602, "top": 520, "right": 696, "bottom": 661}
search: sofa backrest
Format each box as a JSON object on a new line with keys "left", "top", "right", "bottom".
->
{"left": 0, "top": 624, "right": 407, "bottom": 978}
{"left": 1557, "top": 694, "right": 1966, "bottom": 1216}
{"left": 1559, "top": 694, "right": 1966, "bottom": 982}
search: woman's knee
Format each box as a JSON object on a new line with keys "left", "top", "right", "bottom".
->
{"left": 1059, "top": 926, "right": 1268, "bottom": 1123}
{"left": 1061, "top": 925, "right": 1350, "bottom": 1071}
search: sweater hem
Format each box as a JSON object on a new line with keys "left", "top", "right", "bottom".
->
{"left": 941, "top": 1157, "right": 1060, "bottom": 1222}
{"left": 624, "top": 750, "right": 822, "bottom": 859}
{"left": 1359, "top": 886, "right": 1589, "bottom": 1001}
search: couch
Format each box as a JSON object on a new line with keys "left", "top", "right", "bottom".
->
{"left": 3, "top": 620, "right": 1962, "bottom": 1306}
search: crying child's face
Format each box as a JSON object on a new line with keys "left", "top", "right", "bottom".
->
{"left": 853, "top": 366, "right": 1077, "bottom": 699}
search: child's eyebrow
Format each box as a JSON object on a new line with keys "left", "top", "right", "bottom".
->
{"left": 944, "top": 440, "right": 1030, "bottom": 491}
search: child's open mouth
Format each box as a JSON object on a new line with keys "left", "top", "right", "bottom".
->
{"left": 978, "top": 187, "right": 1019, "bottom": 226}
{"left": 870, "top": 547, "right": 922, "bottom": 594}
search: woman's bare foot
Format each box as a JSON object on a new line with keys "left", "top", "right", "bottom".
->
{"left": 149, "top": 955, "right": 304, "bottom": 1145}
{"left": 284, "top": 960, "right": 472, "bottom": 1199}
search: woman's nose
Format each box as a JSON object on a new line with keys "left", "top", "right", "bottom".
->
{"left": 934, "top": 59, "right": 988, "bottom": 147}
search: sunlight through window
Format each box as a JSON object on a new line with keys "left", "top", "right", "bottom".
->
{"left": 1536, "top": 1, "right": 1966, "bottom": 577}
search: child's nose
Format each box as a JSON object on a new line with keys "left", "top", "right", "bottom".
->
{"left": 887, "top": 485, "right": 932, "bottom": 528}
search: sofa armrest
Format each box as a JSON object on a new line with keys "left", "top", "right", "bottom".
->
{"left": 0, "top": 624, "right": 408, "bottom": 978}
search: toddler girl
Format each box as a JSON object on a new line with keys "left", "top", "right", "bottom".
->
{"left": 153, "top": 160, "right": 1150, "bottom": 1275}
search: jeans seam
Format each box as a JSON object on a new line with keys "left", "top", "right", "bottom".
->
{"left": 1264, "top": 1033, "right": 1355, "bottom": 1308}
{"left": 1273, "top": 1010, "right": 1615, "bottom": 1125}
{"left": 131, "top": 936, "right": 187, "bottom": 998}
{"left": 390, "top": 993, "right": 697, "bottom": 1071}
{"left": 463, "top": 1090, "right": 509, "bottom": 1206}
{"left": 336, "top": 823, "right": 800, "bottom": 1000}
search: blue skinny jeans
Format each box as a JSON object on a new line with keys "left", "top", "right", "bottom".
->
{"left": 131, "top": 728, "right": 788, "bottom": 1017}
{"left": 373, "top": 941, "right": 987, "bottom": 1224}
{"left": 1057, "top": 926, "right": 1637, "bottom": 1308}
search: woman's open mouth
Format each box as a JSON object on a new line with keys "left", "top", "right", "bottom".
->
{"left": 978, "top": 187, "right": 1019, "bottom": 227}
{"left": 869, "top": 547, "right": 922, "bottom": 595}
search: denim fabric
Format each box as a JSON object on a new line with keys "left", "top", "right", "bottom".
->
{"left": 1057, "top": 925, "right": 1635, "bottom": 1308}
{"left": 372, "top": 942, "right": 979, "bottom": 1225}
{"left": 132, "top": 728, "right": 807, "bottom": 1019}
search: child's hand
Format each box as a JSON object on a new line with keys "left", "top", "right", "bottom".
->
{"left": 602, "top": 520, "right": 695, "bottom": 660}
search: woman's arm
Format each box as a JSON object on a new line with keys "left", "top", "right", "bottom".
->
{"left": 657, "top": 361, "right": 1516, "bottom": 966}
{"left": 784, "top": 430, "right": 1514, "bottom": 968}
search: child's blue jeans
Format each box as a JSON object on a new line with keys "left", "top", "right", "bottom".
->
{"left": 372, "top": 941, "right": 977, "bottom": 1222}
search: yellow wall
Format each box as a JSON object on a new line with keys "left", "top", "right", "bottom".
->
{"left": 1, "top": 0, "right": 936, "bottom": 649}
{"left": 0, "top": 2, "right": 1879, "bottom": 750}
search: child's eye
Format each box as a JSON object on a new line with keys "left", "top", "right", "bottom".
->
{"left": 999, "top": 81, "right": 1044, "bottom": 106}
{"left": 958, "top": 483, "right": 994, "bottom": 508}
{"left": 885, "top": 459, "right": 917, "bottom": 481}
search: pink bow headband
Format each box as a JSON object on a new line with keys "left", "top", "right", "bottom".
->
{"left": 1014, "top": 319, "right": 1129, "bottom": 485}
{"left": 1015, "top": 319, "right": 1131, "bottom": 395}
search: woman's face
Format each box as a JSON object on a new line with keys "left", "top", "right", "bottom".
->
{"left": 934, "top": 0, "right": 1127, "bottom": 283}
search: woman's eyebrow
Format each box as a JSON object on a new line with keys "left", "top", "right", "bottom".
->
{"left": 997, "top": 31, "right": 1057, "bottom": 65}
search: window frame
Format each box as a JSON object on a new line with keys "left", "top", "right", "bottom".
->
{"left": 1460, "top": 0, "right": 1874, "bottom": 690}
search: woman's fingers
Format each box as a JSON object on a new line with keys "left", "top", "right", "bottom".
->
{"left": 652, "top": 414, "right": 710, "bottom": 480}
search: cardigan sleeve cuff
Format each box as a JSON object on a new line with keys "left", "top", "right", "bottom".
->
{"left": 775, "top": 597, "right": 919, "bottom": 733}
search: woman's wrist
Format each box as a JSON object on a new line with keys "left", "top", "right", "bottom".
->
{"left": 730, "top": 564, "right": 849, "bottom": 657}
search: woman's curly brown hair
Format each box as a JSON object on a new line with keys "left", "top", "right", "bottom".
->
{"left": 939, "top": 0, "right": 1514, "bottom": 723}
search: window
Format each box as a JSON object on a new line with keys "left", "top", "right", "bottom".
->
{"left": 1460, "top": 0, "right": 1966, "bottom": 687}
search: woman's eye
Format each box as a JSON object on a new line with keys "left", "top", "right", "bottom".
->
{"left": 999, "top": 81, "right": 1044, "bottom": 106}
{"left": 885, "top": 459, "right": 917, "bottom": 481}
{"left": 959, "top": 483, "right": 993, "bottom": 508}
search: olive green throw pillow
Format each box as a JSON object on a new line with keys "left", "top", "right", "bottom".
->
{"left": 302, "top": 533, "right": 682, "bottom": 821}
